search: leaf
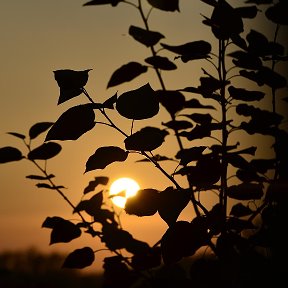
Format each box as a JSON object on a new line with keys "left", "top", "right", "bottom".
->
{"left": 228, "top": 86, "right": 265, "bottom": 101}
{"left": 7, "top": 132, "right": 26, "bottom": 140}
{"left": 26, "top": 174, "right": 55, "bottom": 180}
{"left": 129, "top": 25, "right": 165, "bottom": 47}
{"left": 45, "top": 104, "right": 95, "bottom": 141}
{"left": 156, "top": 90, "right": 186, "bottom": 115}
{"left": 102, "top": 93, "right": 117, "bottom": 109}
{"left": 83, "top": 0, "right": 123, "bottom": 6}
{"left": 147, "top": 0, "right": 179, "bottom": 12}
{"left": 36, "top": 183, "right": 64, "bottom": 189}
{"left": 162, "top": 120, "right": 193, "bottom": 131}
{"left": 28, "top": 142, "right": 62, "bottom": 160}
{"left": 209, "top": 0, "right": 243, "bottom": 40}
{"left": 85, "top": 146, "right": 128, "bottom": 172}
{"left": 107, "top": 62, "right": 148, "bottom": 88}
{"left": 235, "top": 6, "right": 258, "bottom": 19}
{"left": 175, "top": 146, "right": 207, "bottom": 165}
{"left": 116, "top": 83, "right": 159, "bottom": 120}
{"left": 226, "top": 217, "right": 255, "bottom": 232}
{"left": 227, "top": 183, "right": 263, "bottom": 200}
{"left": 161, "top": 41, "right": 211, "bottom": 61}
{"left": 42, "top": 216, "right": 81, "bottom": 244}
{"left": 54, "top": 69, "right": 91, "bottom": 104}
{"left": 158, "top": 187, "right": 190, "bottom": 226}
{"left": 0, "top": 147, "right": 23, "bottom": 163}
{"left": 230, "top": 203, "right": 253, "bottom": 217}
{"left": 181, "top": 113, "right": 212, "bottom": 125}
{"left": 183, "top": 99, "right": 215, "bottom": 110}
{"left": 135, "top": 154, "right": 174, "bottom": 163}
{"left": 29, "top": 122, "right": 54, "bottom": 139}
{"left": 74, "top": 191, "right": 103, "bottom": 216}
{"left": 124, "top": 127, "right": 169, "bottom": 151}
{"left": 145, "top": 56, "right": 177, "bottom": 70}
{"left": 83, "top": 176, "right": 109, "bottom": 194}
{"left": 228, "top": 50, "right": 262, "bottom": 70}
{"left": 125, "top": 189, "right": 159, "bottom": 216}
{"left": 62, "top": 247, "right": 95, "bottom": 269}
{"left": 265, "top": 1, "right": 288, "bottom": 25}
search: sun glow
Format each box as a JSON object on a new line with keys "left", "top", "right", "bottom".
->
{"left": 109, "top": 177, "right": 140, "bottom": 208}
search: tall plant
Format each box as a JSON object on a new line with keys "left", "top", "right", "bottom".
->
{"left": 1, "top": 0, "right": 287, "bottom": 287}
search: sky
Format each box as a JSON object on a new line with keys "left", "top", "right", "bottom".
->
{"left": 0, "top": 0, "right": 287, "bottom": 273}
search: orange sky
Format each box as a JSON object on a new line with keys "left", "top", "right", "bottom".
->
{"left": 0, "top": 0, "right": 286, "bottom": 273}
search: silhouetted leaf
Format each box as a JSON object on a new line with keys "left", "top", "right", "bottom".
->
{"left": 29, "top": 122, "right": 54, "bottom": 139}
{"left": 145, "top": 56, "right": 177, "bottom": 70}
{"left": 116, "top": 83, "right": 159, "bottom": 120}
{"left": 183, "top": 99, "right": 215, "bottom": 110}
{"left": 147, "top": 0, "right": 179, "bottom": 12}
{"left": 42, "top": 216, "right": 81, "bottom": 244}
{"left": 265, "top": 1, "right": 288, "bottom": 25}
{"left": 102, "top": 93, "right": 117, "bottom": 109}
{"left": 235, "top": 6, "right": 258, "bottom": 19}
{"left": 28, "top": 142, "right": 61, "bottom": 160}
{"left": 131, "top": 246, "right": 162, "bottom": 270}
{"left": 26, "top": 174, "right": 55, "bottom": 180}
{"left": 45, "top": 105, "right": 95, "bottom": 141}
{"left": 158, "top": 187, "right": 190, "bottom": 226}
{"left": 92, "top": 208, "right": 117, "bottom": 226}
{"left": 107, "top": 62, "right": 148, "bottom": 88}
{"left": 62, "top": 247, "right": 95, "bottom": 269}
{"left": 228, "top": 50, "right": 262, "bottom": 70}
{"left": 0, "top": 147, "right": 23, "bottom": 163}
{"left": 178, "top": 125, "right": 211, "bottom": 141}
{"left": 228, "top": 86, "right": 265, "bottom": 101}
{"left": 125, "top": 189, "right": 159, "bottom": 216}
{"left": 227, "top": 154, "right": 250, "bottom": 170}
{"left": 74, "top": 191, "right": 103, "bottom": 216}
{"left": 83, "top": 0, "right": 123, "bottom": 6}
{"left": 54, "top": 69, "right": 91, "bottom": 104}
{"left": 36, "top": 183, "right": 65, "bottom": 189}
{"left": 240, "top": 67, "right": 287, "bottom": 89}
{"left": 175, "top": 146, "right": 207, "bottom": 165}
{"left": 156, "top": 90, "right": 186, "bottom": 115}
{"left": 227, "top": 183, "right": 263, "bottom": 200}
{"left": 236, "top": 169, "right": 266, "bottom": 183}
{"left": 230, "top": 203, "right": 253, "bottom": 217}
{"left": 250, "top": 159, "right": 275, "bottom": 174}
{"left": 102, "top": 225, "right": 134, "bottom": 250}
{"left": 129, "top": 25, "right": 165, "bottom": 47}
{"left": 83, "top": 176, "right": 109, "bottom": 194}
{"left": 181, "top": 113, "right": 212, "bottom": 125}
{"left": 7, "top": 132, "right": 26, "bottom": 140}
{"left": 209, "top": 0, "right": 243, "bottom": 40}
{"left": 124, "top": 127, "right": 168, "bottom": 151}
{"left": 161, "top": 41, "right": 211, "bottom": 62}
{"left": 85, "top": 146, "right": 128, "bottom": 172}
{"left": 135, "top": 154, "right": 174, "bottom": 162}
{"left": 162, "top": 120, "right": 193, "bottom": 131}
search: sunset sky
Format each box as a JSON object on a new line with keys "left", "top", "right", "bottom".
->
{"left": 0, "top": 0, "right": 286, "bottom": 273}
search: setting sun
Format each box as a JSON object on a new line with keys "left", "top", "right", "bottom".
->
{"left": 109, "top": 177, "right": 140, "bottom": 208}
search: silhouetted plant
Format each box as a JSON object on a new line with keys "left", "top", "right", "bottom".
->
{"left": 1, "top": 0, "right": 287, "bottom": 287}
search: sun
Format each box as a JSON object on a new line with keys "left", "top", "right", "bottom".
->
{"left": 109, "top": 177, "right": 140, "bottom": 208}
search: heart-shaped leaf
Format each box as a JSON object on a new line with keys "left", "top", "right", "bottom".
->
{"left": 42, "top": 216, "right": 81, "bottom": 244}
{"left": 45, "top": 105, "right": 95, "bottom": 141}
{"left": 124, "top": 127, "right": 168, "bottom": 151}
{"left": 28, "top": 142, "right": 62, "bottom": 160}
{"left": 107, "top": 62, "right": 148, "bottom": 88}
{"left": 129, "top": 25, "right": 164, "bottom": 47}
{"left": 85, "top": 146, "right": 128, "bottom": 172}
{"left": 29, "top": 122, "right": 54, "bottom": 140}
{"left": 62, "top": 247, "right": 95, "bottom": 269}
{"left": 74, "top": 191, "right": 103, "bottom": 216}
{"left": 116, "top": 83, "right": 159, "bottom": 120}
{"left": 156, "top": 90, "right": 186, "bottom": 115}
{"left": 0, "top": 147, "right": 23, "bottom": 163}
{"left": 54, "top": 69, "right": 91, "bottom": 104}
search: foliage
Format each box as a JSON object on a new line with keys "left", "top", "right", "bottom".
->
{"left": 1, "top": 0, "right": 287, "bottom": 287}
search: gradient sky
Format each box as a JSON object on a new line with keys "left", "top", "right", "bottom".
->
{"left": 0, "top": 0, "right": 286, "bottom": 273}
